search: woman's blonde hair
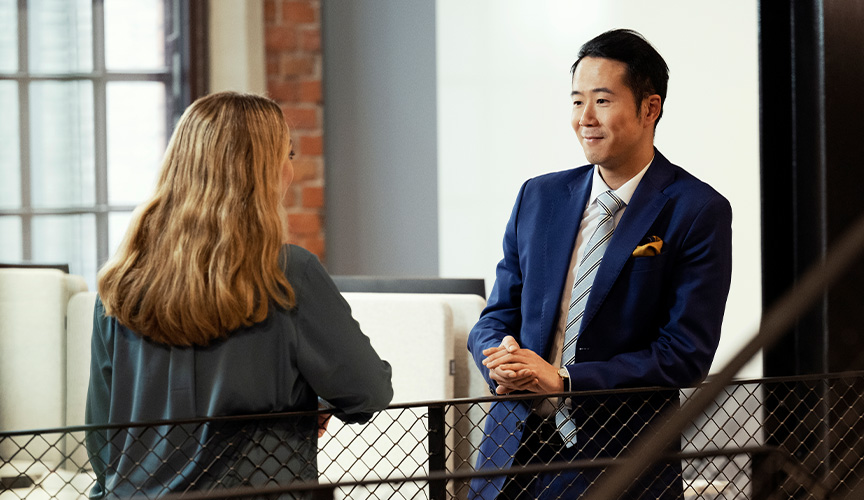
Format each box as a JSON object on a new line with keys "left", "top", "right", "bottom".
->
{"left": 98, "top": 91, "right": 295, "bottom": 346}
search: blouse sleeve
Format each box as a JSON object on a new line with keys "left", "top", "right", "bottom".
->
{"left": 85, "top": 297, "right": 112, "bottom": 496}
{"left": 292, "top": 254, "right": 394, "bottom": 424}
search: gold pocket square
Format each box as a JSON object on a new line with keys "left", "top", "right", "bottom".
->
{"left": 632, "top": 236, "right": 663, "bottom": 257}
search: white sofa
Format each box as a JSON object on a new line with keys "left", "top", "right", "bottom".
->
{"left": 0, "top": 269, "right": 87, "bottom": 433}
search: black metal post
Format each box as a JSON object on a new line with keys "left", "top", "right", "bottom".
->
{"left": 428, "top": 404, "right": 446, "bottom": 500}
{"left": 310, "top": 486, "right": 335, "bottom": 500}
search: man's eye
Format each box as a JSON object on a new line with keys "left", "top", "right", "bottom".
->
{"left": 573, "top": 100, "right": 583, "bottom": 106}
{"left": 597, "top": 98, "right": 609, "bottom": 104}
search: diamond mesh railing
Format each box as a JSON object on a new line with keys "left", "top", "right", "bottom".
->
{"left": 2, "top": 372, "right": 864, "bottom": 499}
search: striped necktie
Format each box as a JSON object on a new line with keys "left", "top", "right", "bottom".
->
{"left": 555, "top": 189, "right": 626, "bottom": 446}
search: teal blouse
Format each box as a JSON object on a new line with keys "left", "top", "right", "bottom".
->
{"left": 85, "top": 245, "right": 393, "bottom": 498}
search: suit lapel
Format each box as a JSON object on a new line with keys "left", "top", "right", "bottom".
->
{"left": 579, "top": 151, "right": 675, "bottom": 335}
{"left": 536, "top": 168, "right": 592, "bottom": 356}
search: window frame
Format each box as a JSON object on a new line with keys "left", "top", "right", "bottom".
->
{"left": 0, "top": 0, "right": 207, "bottom": 279}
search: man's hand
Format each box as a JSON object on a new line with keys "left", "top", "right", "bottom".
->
{"left": 482, "top": 336, "right": 564, "bottom": 395}
{"left": 481, "top": 336, "right": 527, "bottom": 394}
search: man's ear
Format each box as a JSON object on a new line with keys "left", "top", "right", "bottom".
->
{"left": 643, "top": 95, "right": 662, "bottom": 126}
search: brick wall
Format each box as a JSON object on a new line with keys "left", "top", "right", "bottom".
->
{"left": 264, "top": 0, "right": 325, "bottom": 260}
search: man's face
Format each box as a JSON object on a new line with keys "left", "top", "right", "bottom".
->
{"left": 571, "top": 57, "right": 655, "bottom": 175}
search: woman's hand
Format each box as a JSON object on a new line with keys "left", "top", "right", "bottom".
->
{"left": 317, "top": 412, "right": 332, "bottom": 437}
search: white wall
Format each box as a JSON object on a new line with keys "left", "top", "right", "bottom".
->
{"left": 436, "top": 0, "right": 763, "bottom": 378}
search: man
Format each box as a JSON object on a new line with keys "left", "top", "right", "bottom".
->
{"left": 467, "top": 29, "right": 732, "bottom": 499}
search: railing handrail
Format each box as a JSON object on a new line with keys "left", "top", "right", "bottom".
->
{"left": 5, "top": 369, "right": 864, "bottom": 437}
{"left": 153, "top": 445, "right": 779, "bottom": 500}
{"left": 3, "top": 372, "right": 862, "bottom": 498}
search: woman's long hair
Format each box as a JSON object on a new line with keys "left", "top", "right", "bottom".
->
{"left": 98, "top": 92, "right": 296, "bottom": 346}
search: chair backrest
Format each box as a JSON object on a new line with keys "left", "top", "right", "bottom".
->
{"left": 0, "top": 268, "right": 86, "bottom": 461}
{"left": 0, "top": 263, "right": 71, "bottom": 273}
{"left": 64, "top": 291, "right": 98, "bottom": 467}
{"left": 340, "top": 292, "right": 485, "bottom": 403}
{"left": 66, "top": 292, "right": 98, "bottom": 426}
{"left": 332, "top": 276, "right": 486, "bottom": 299}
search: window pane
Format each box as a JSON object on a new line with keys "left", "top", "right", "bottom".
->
{"left": 107, "top": 82, "right": 166, "bottom": 205}
{"left": 0, "top": 81, "right": 19, "bottom": 209}
{"left": 105, "top": 0, "right": 165, "bottom": 70}
{"left": 29, "top": 80, "right": 95, "bottom": 208}
{"left": 28, "top": 0, "right": 92, "bottom": 73}
{"left": 0, "top": 217, "right": 22, "bottom": 262}
{"left": 32, "top": 214, "right": 96, "bottom": 290}
{"left": 108, "top": 211, "right": 132, "bottom": 257}
{"left": 0, "top": 0, "right": 17, "bottom": 72}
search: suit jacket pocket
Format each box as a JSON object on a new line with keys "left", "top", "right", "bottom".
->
{"left": 627, "top": 249, "right": 671, "bottom": 273}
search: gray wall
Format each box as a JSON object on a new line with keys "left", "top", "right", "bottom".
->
{"left": 322, "top": 1, "right": 438, "bottom": 276}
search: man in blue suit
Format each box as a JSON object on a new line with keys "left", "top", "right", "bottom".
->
{"left": 467, "top": 29, "right": 733, "bottom": 499}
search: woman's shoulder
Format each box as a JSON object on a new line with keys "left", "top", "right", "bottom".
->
{"left": 93, "top": 294, "right": 113, "bottom": 328}
{"left": 282, "top": 244, "right": 319, "bottom": 273}
{"left": 280, "top": 244, "right": 346, "bottom": 317}
{"left": 281, "top": 244, "right": 331, "bottom": 288}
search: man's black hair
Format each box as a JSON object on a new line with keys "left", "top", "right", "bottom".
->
{"left": 571, "top": 29, "right": 669, "bottom": 125}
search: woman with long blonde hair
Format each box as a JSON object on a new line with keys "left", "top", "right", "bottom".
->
{"left": 86, "top": 92, "right": 392, "bottom": 498}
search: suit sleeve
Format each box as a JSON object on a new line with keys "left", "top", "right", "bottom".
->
{"left": 566, "top": 194, "right": 733, "bottom": 391}
{"left": 293, "top": 255, "right": 394, "bottom": 424}
{"left": 467, "top": 181, "right": 528, "bottom": 392}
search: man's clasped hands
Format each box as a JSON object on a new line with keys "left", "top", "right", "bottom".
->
{"left": 481, "top": 336, "right": 566, "bottom": 395}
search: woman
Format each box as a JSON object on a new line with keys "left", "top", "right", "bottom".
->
{"left": 85, "top": 92, "right": 393, "bottom": 498}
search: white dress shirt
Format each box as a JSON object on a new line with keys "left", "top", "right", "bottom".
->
{"left": 536, "top": 160, "right": 651, "bottom": 415}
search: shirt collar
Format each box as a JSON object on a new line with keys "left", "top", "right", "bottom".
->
{"left": 587, "top": 157, "right": 654, "bottom": 207}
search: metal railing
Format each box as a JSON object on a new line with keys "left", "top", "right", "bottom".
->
{"left": 3, "top": 371, "right": 864, "bottom": 499}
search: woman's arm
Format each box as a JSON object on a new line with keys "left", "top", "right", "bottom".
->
{"left": 292, "top": 253, "right": 394, "bottom": 424}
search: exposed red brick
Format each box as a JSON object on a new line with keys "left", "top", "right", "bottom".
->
{"left": 282, "top": 1, "right": 316, "bottom": 23}
{"left": 299, "top": 134, "right": 323, "bottom": 155}
{"left": 263, "top": 0, "right": 277, "bottom": 22}
{"left": 282, "top": 185, "right": 297, "bottom": 206}
{"left": 265, "top": 26, "right": 297, "bottom": 52}
{"left": 268, "top": 81, "right": 299, "bottom": 102}
{"left": 282, "top": 106, "right": 318, "bottom": 129}
{"left": 299, "top": 28, "right": 321, "bottom": 52}
{"left": 286, "top": 235, "right": 323, "bottom": 259}
{"left": 290, "top": 159, "right": 319, "bottom": 182}
{"left": 299, "top": 80, "right": 322, "bottom": 103}
{"left": 269, "top": 81, "right": 321, "bottom": 105}
{"left": 287, "top": 212, "right": 321, "bottom": 235}
{"left": 266, "top": 57, "right": 280, "bottom": 77}
{"left": 265, "top": 0, "right": 325, "bottom": 262}
{"left": 280, "top": 54, "right": 316, "bottom": 77}
{"left": 298, "top": 234, "right": 325, "bottom": 258}
{"left": 302, "top": 185, "right": 324, "bottom": 208}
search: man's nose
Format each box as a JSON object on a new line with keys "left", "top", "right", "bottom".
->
{"left": 579, "top": 104, "right": 597, "bottom": 126}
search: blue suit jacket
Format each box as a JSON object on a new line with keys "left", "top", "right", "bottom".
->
{"left": 467, "top": 150, "right": 733, "bottom": 498}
